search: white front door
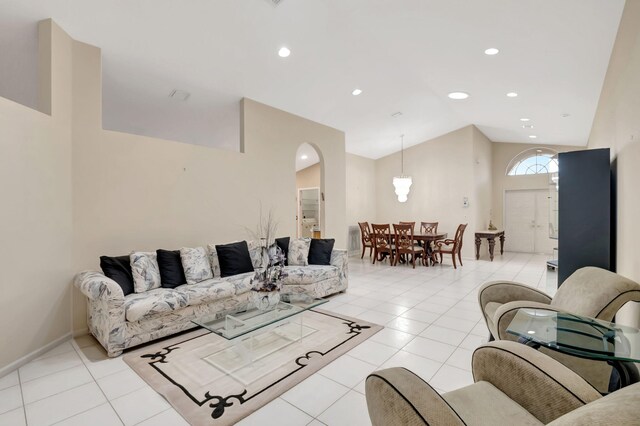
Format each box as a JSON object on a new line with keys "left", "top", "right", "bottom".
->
{"left": 505, "top": 189, "right": 553, "bottom": 254}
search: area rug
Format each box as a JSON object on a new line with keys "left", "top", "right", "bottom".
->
{"left": 123, "top": 310, "right": 382, "bottom": 425}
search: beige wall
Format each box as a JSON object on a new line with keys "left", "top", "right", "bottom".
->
{"left": 491, "top": 142, "right": 579, "bottom": 231}
{"left": 0, "top": 20, "right": 347, "bottom": 370}
{"left": 345, "top": 153, "right": 377, "bottom": 253}
{"left": 374, "top": 126, "right": 490, "bottom": 259}
{"left": 0, "top": 21, "right": 73, "bottom": 371}
{"left": 588, "top": 0, "right": 640, "bottom": 326}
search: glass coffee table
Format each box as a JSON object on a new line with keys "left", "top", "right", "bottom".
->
{"left": 507, "top": 308, "right": 640, "bottom": 391}
{"left": 192, "top": 294, "right": 327, "bottom": 384}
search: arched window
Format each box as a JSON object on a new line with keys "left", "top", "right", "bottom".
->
{"left": 506, "top": 148, "right": 558, "bottom": 176}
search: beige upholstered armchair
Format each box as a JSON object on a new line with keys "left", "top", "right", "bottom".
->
{"left": 365, "top": 341, "right": 640, "bottom": 426}
{"left": 478, "top": 266, "right": 640, "bottom": 392}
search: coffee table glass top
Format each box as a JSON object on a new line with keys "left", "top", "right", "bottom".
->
{"left": 507, "top": 308, "right": 640, "bottom": 363}
{"left": 193, "top": 294, "right": 327, "bottom": 340}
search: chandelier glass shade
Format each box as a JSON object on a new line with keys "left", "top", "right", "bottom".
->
{"left": 392, "top": 134, "right": 412, "bottom": 202}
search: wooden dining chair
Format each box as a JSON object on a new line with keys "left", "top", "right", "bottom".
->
{"left": 358, "top": 222, "right": 374, "bottom": 259}
{"left": 399, "top": 221, "right": 416, "bottom": 233}
{"left": 434, "top": 223, "right": 467, "bottom": 269}
{"left": 393, "top": 223, "right": 425, "bottom": 269}
{"left": 371, "top": 224, "right": 395, "bottom": 264}
{"left": 420, "top": 222, "right": 439, "bottom": 234}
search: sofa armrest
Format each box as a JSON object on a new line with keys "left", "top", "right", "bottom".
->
{"left": 330, "top": 249, "right": 347, "bottom": 268}
{"left": 366, "top": 368, "right": 464, "bottom": 426}
{"left": 74, "top": 271, "right": 125, "bottom": 302}
{"left": 494, "top": 301, "right": 561, "bottom": 341}
{"left": 473, "top": 341, "right": 601, "bottom": 424}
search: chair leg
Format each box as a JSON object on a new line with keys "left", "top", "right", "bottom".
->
{"left": 439, "top": 253, "right": 443, "bottom": 264}
{"left": 372, "top": 248, "right": 377, "bottom": 264}
{"left": 452, "top": 253, "right": 457, "bottom": 269}
{"left": 412, "top": 253, "right": 416, "bottom": 269}
{"left": 369, "top": 246, "right": 373, "bottom": 257}
{"left": 361, "top": 245, "right": 365, "bottom": 259}
{"left": 458, "top": 251, "right": 463, "bottom": 266}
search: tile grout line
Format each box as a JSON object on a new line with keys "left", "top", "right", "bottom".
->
{"left": 17, "top": 369, "right": 28, "bottom": 425}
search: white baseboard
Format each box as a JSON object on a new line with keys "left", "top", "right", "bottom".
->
{"left": 0, "top": 332, "right": 72, "bottom": 379}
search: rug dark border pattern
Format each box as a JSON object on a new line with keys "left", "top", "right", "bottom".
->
{"left": 139, "top": 310, "right": 372, "bottom": 421}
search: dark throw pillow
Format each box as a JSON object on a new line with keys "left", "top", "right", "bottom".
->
{"left": 100, "top": 255, "right": 134, "bottom": 296}
{"left": 215, "top": 241, "right": 254, "bottom": 278}
{"left": 308, "top": 238, "right": 335, "bottom": 265}
{"left": 156, "top": 249, "right": 187, "bottom": 289}
{"left": 275, "top": 237, "right": 290, "bottom": 266}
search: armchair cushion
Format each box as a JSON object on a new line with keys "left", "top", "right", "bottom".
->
{"left": 282, "top": 265, "right": 339, "bottom": 285}
{"left": 443, "top": 382, "right": 542, "bottom": 426}
{"left": 124, "top": 288, "right": 189, "bottom": 322}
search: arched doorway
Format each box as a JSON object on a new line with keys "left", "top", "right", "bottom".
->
{"left": 295, "top": 143, "right": 324, "bottom": 238}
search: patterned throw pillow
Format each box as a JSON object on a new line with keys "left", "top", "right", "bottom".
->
{"left": 180, "top": 247, "right": 213, "bottom": 284}
{"left": 288, "top": 238, "right": 311, "bottom": 266}
{"left": 206, "top": 244, "right": 222, "bottom": 277}
{"left": 130, "top": 252, "right": 161, "bottom": 293}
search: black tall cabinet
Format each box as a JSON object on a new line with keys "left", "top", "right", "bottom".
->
{"left": 558, "top": 148, "right": 614, "bottom": 285}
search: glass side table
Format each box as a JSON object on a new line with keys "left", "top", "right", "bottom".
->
{"left": 507, "top": 308, "right": 640, "bottom": 391}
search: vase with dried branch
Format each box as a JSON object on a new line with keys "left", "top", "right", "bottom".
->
{"left": 246, "top": 209, "right": 288, "bottom": 310}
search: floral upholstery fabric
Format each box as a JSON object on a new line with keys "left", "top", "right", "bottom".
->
{"left": 180, "top": 247, "right": 213, "bottom": 284}
{"left": 130, "top": 252, "right": 161, "bottom": 293}
{"left": 288, "top": 238, "right": 311, "bottom": 266}
{"left": 124, "top": 288, "right": 189, "bottom": 322}
{"left": 224, "top": 271, "right": 255, "bottom": 294}
{"left": 247, "top": 240, "right": 269, "bottom": 269}
{"left": 75, "top": 247, "right": 348, "bottom": 357}
{"left": 175, "top": 279, "right": 235, "bottom": 307}
{"left": 282, "top": 265, "right": 339, "bottom": 285}
{"left": 206, "top": 244, "right": 222, "bottom": 277}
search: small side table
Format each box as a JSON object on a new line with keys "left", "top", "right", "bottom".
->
{"left": 475, "top": 230, "right": 505, "bottom": 261}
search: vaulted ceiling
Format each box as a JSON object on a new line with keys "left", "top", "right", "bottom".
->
{"left": 0, "top": 0, "right": 625, "bottom": 158}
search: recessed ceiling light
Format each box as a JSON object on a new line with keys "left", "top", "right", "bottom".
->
{"left": 278, "top": 47, "right": 291, "bottom": 57}
{"left": 391, "top": 112, "right": 403, "bottom": 118}
{"left": 522, "top": 124, "right": 534, "bottom": 129}
{"left": 448, "top": 92, "right": 469, "bottom": 100}
{"left": 536, "top": 149, "right": 543, "bottom": 153}
{"left": 506, "top": 92, "right": 518, "bottom": 98}
{"left": 529, "top": 135, "right": 537, "bottom": 139}
{"left": 352, "top": 88, "right": 362, "bottom": 96}
{"left": 561, "top": 113, "right": 571, "bottom": 118}
{"left": 520, "top": 118, "right": 530, "bottom": 122}
{"left": 300, "top": 154, "right": 308, "bottom": 160}
{"left": 484, "top": 48, "right": 499, "bottom": 55}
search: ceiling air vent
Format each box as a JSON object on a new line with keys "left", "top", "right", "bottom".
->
{"left": 266, "top": 0, "right": 284, "bottom": 6}
{"left": 169, "top": 89, "right": 190, "bottom": 101}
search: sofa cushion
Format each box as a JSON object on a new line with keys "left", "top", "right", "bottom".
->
{"left": 282, "top": 265, "right": 339, "bottom": 285}
{"left": 124, "top": 288, "right": 189, "bottom": 322}
{"left": 175, "top": 279, "right": 236, "bottom": 306}
{"left": 130, "top": 252, "right": 162, "bottom": 293}
{"left": 223, "top": 271, "right": 255, "bottom": 294}
{"left": 308, "top": 239, "right": 335, "bottom": 265}
{"left": 216, "top": 241, "right": 254, "bottom": 277}
{"left": 288, "top": 238, "right": 311, "bottom": 266}
{"left": 275, "top": 237, "right": 290, "bottom": 265}
{"left": 100, "top": 255, "right": 135, "bottom": 296}
{"left": 156, "top": 249, "right": 187, "bottom": 289}
{"left": 180, "top": 247, "right": 213, "bottom": 284}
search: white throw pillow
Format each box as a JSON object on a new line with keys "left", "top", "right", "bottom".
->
{"left": 130, "top": 252, "right": 161, "bottom": 293}
{"left": 288, "top": 238, "right": 311, "bottom": 266}
{"left": 180, "top": 247, "right": 213, "bottom": 284}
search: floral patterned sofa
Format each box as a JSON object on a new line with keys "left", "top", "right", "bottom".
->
{"left": 74, "top": 242, "right": 348, "bottom": 357}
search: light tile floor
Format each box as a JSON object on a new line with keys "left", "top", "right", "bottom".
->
{"left": 0, "top": 252, "right": 556, "bottom": 426}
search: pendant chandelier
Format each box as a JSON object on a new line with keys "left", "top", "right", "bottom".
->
{"left": 393, "top": 134, "right": 412, "bottom": 203}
